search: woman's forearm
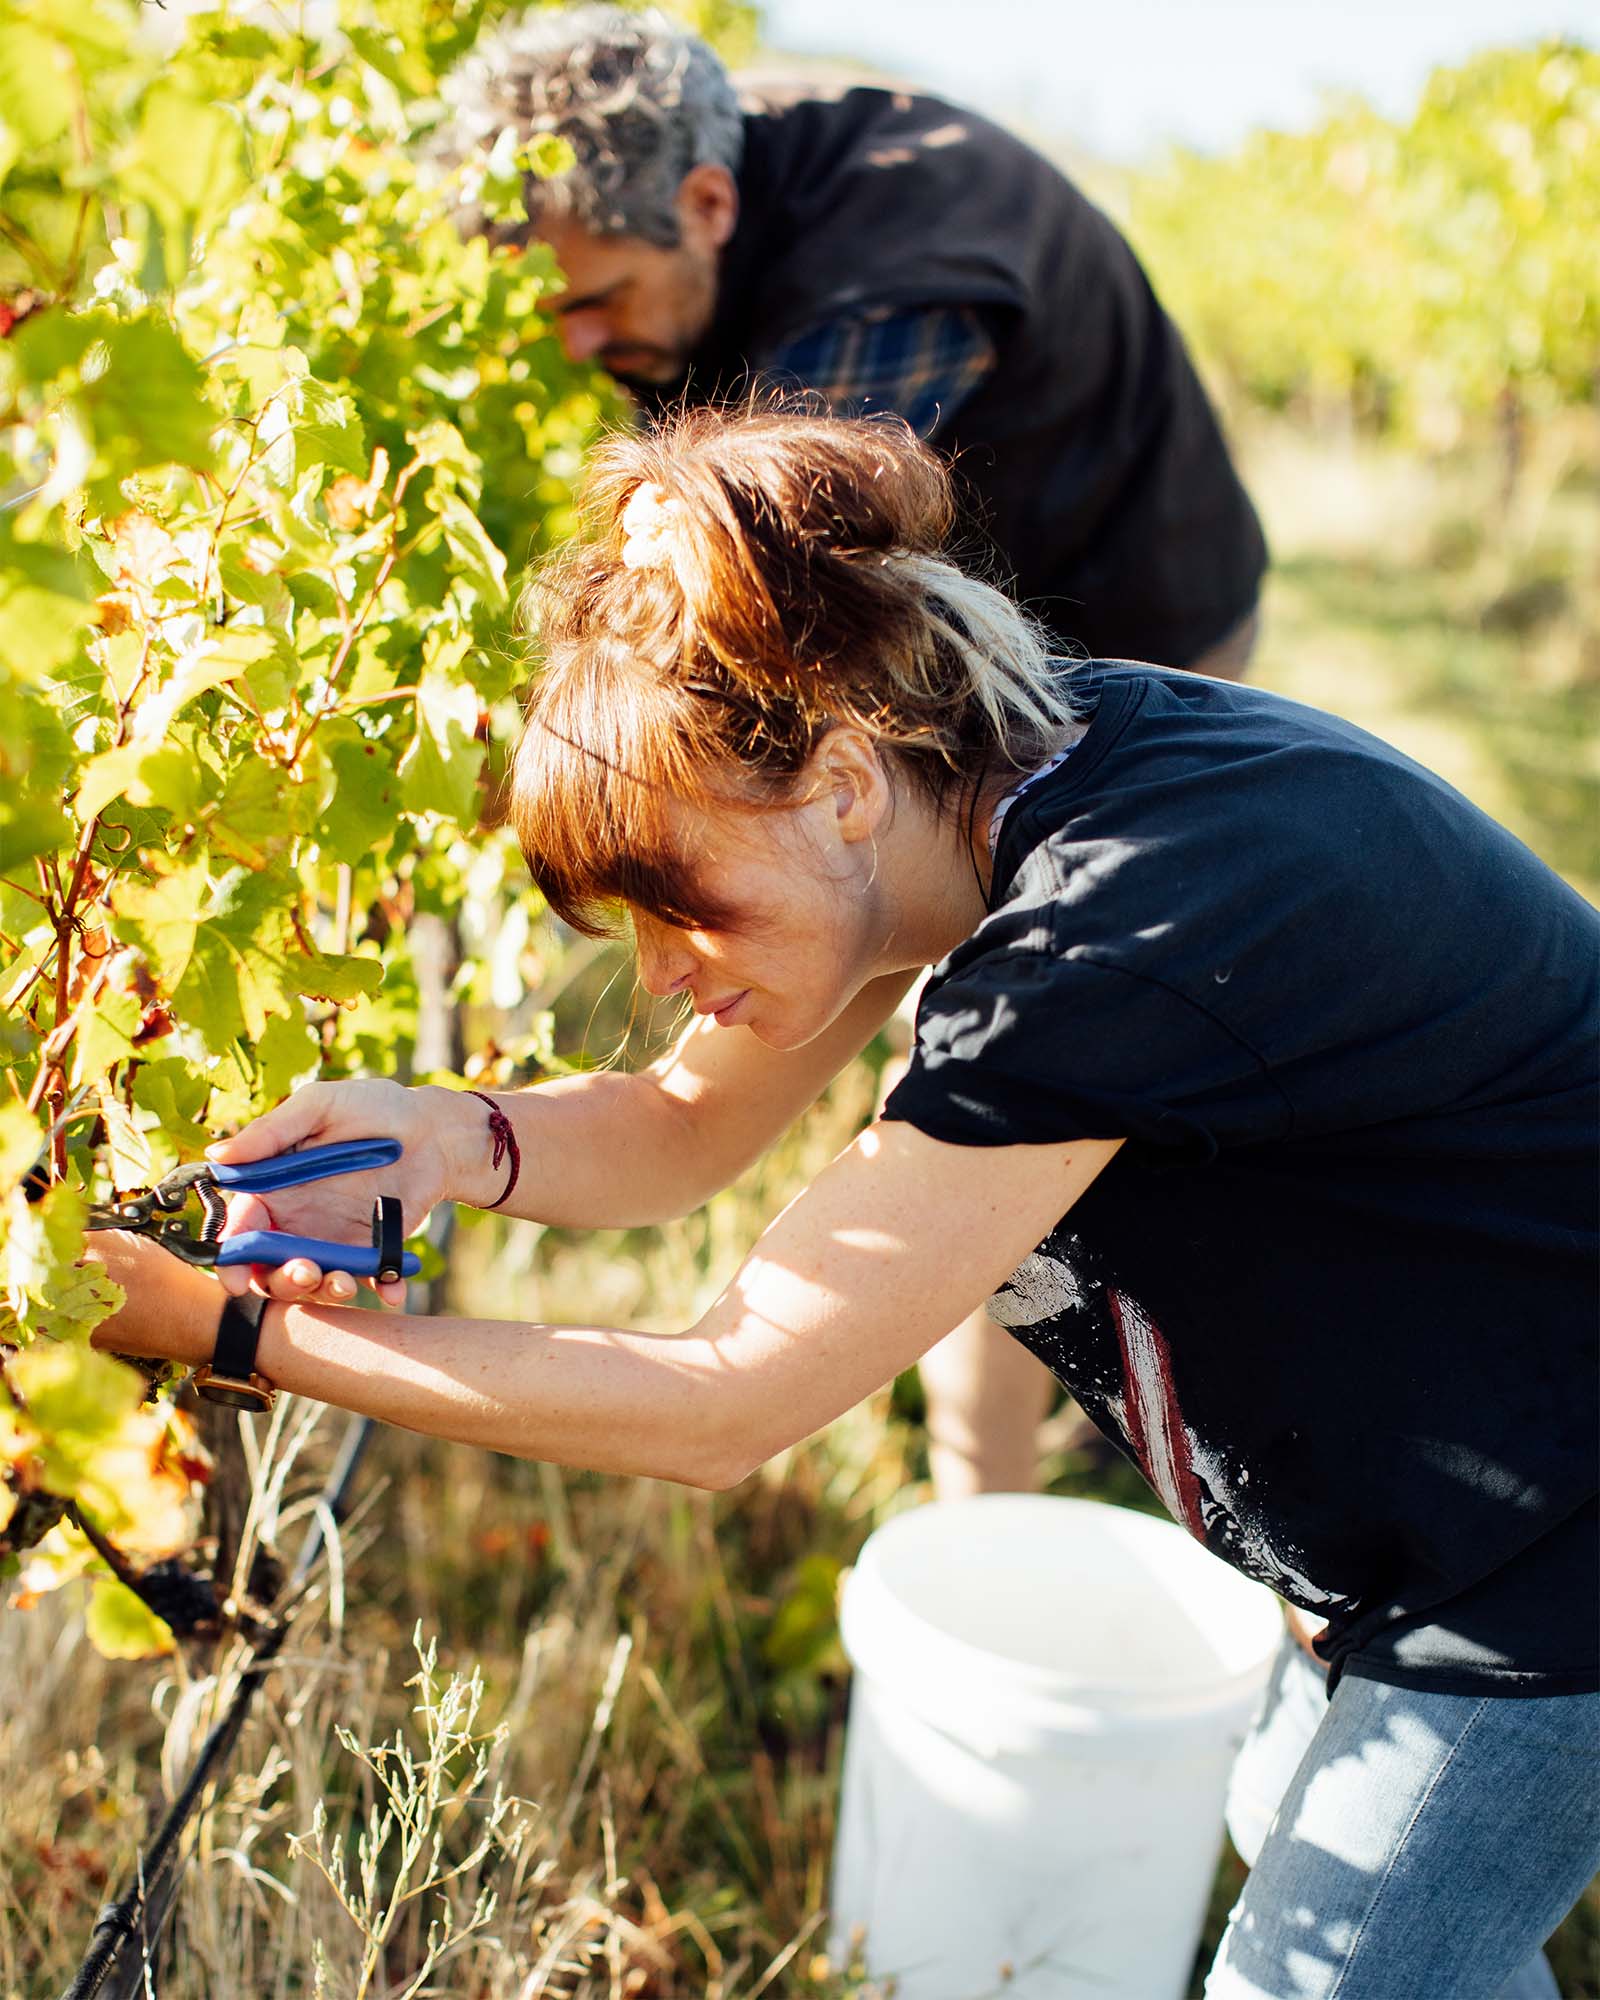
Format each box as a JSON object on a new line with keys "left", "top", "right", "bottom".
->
{"left": 117, "top": 1116, "right": 1117, "bottom": 1497}
{"left": 242, "top": 1119, "right": 1116, "bottom": 1486}
{"left": 249, "top": 1296, "right": 750, "bottom": 1488}
{"left": 88, "top": 1232, "right": 763, "bottom": 1487}
{"left": 442, "top": 970, "right": 913, "bottom": 1228}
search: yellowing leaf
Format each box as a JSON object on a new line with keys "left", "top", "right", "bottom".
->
{"left": 409, "top": 420, "right": 475, "bottom": 474}
{"left": 9, "top": 1517, "right": 94, "bottom": 1597}
{"left": 85, "top": 1575, "right": 175, "bottom": 1659}
{"left": 291, "top": 378, "right": 367, "bottom": 478}
{"left": 0, "top": 1104, "right": 43, "bottom": 1200}
{"left": 108, "top": 510, "right": 182, "bottom": 587}
{"left": 71, "top": 1401, "right": 208, "bottom": 1559}
{"left": 9, "top": 1342, "right": 140, "bottom": 1451}
{"left": 129, "top": 631, "right": 278, "bottom": 744}
{"left": 283, "top": 950, "right": 383, "bottom": 1006}
{"left": 208, "top": 751, "right": 299, "bottom": 867}
{"left": 255, "top": 1009, "right": 320, "bottom": 1099}
{"left": 69, "top": 986, "right": 141, "bottom": 1092}
{"left": 131, "top": 1059, "right": 211, "bottom": 1160}
{"left": 1, "top": 1181, "right": 124, "bottom": 1342}
{"left": 0, "top": 528, "right": 93, "bottom": 676}
{"left": 74, "top": 745, "right": 144, "bottom": 823}
{"left": 24, "top": 1263, "right": 122, "bottom": 1344}
{"left": 74, "top": 740, "right": 205, "bottom": 826}
{"left": 119, "top": 84, "right": 247, "bottom": 244}
{"left": 397, "top": 668, "right": 483, "bottom": 825}
{"left": 2, "top": 1181, "right": 88, "bottom": 1312}
{"left": 0, "top": 23, "right": 74, "bottom": 157}
{"left": 99, "top": 1099, "right": 154, "bottom": 1192}
{"left": 433, "top": 491, "right": 507, "bottom": 610}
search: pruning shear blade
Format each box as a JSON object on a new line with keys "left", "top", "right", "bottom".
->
{"left": 86, "top": 1138, "right": 422, "bottom": 1280}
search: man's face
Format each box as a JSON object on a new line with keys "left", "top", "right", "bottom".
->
{"left": 537, "top": 164, "right": 738, "bottom": 389}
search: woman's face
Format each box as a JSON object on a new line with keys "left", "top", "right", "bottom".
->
{"left": 629, "top": 767, "right": 892, "bottom": 1051}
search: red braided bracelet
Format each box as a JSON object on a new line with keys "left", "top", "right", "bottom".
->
{"left": 465, "top": 1089, "right": 520, "bottom": 1210}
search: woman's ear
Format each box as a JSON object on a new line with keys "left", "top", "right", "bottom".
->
{"left": 809, "top": 726, "right": 893, "bottom": 847}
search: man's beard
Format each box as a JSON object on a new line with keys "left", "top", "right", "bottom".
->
{"left": 604, "top": 348, "right": 691, "bottom": 394}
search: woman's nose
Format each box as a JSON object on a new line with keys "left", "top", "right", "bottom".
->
{"left": 634, "top": 922, "right": 696, "bottom": 999}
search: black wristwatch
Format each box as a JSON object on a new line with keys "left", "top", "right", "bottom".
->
{"left": 192, "top": 1292, "right": 276, "bottom": 1413}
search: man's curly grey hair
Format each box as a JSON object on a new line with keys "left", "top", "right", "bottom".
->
{"left": 440, "top": 6, "right": 744, "bottom": 248}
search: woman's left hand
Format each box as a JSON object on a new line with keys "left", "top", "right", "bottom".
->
{"left": 214, "top": 1192, "right": 394, "bottom": 1310}
{"left": 82, "top": 1231, "right": 224, "bottom": 1370}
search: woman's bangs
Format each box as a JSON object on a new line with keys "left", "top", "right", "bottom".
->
{"left": 511, "top": 708, "right": 736, "bottom": 939}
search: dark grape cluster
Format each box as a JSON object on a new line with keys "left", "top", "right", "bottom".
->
{"left": 130, "top": 1559, "right": 221, "bottom": 1639}
{"left": 0, "top": 1485, "right": 69, "bottom": 1560}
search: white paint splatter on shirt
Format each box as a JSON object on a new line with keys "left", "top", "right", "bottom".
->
{"left": 987, "top": 1247, "right": 1085, "bottom": 1327}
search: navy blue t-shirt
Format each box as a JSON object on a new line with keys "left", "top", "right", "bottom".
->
{"left": 883, "top": 663, "right": 1599, "bottom": 1696}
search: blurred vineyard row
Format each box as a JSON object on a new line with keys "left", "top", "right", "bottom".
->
{"left": 1129, "top": 40, "right": 1598, "bottom": 904}
{"left": 1131, "top": 42, "right": 1598, "bottom": 451}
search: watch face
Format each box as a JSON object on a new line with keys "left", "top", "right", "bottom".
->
{"left": 194, "top": 1371, "right": 274, "bottom": 1413}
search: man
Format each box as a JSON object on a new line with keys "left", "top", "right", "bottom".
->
{"left": 442, "top": 6, "right": 1270, "bottom": 1493}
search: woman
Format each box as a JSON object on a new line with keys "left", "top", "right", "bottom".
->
{"left": 92, "top": 408, "right": 1598, "bottom": 1996}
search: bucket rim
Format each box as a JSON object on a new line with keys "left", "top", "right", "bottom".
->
{"left": 840, "top": 1493, "right": 1284, "bottom": 1722}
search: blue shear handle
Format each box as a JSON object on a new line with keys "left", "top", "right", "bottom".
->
{"left": 208, "top": 1139, "right": 403, "bottom": 1195}
{"left": 216, "top": 1229, "right": 421, "bottom": 1279}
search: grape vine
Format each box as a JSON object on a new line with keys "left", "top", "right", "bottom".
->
{"left": 0, "top": 0, "right": 627, "bottom": 1655}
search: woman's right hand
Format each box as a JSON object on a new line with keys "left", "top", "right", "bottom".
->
{"left": 205, "top": 1079, "right": 483, "bottom": 1306}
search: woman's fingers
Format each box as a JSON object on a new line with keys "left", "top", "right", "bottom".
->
{"left": 203, "top": 1081, "right": 425, "bottom": 1310}
{"left": 205, "top": 1080, "right": 340, "bottom": 1164}
{"left": 253, "top": 1258, "right": 359, "bottom": 1306}
{"left": 245, "top": 1260, "right": 406, "bottom": 1309}
{"left": 212, "top": 1193, "right": 405, "bottom": 1309}
{"left": 214, "top": 1191, "right": 271, "bottom": 1296}
{"left": 214, "top": 1193, "right": 346, "bottom": 1303}
{"left": 215, "top": 1259, "right": 254, "bottom": 1298}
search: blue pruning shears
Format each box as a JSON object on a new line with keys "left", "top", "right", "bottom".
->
{"left": 86, "top": 1139, "right": 423, "bottom": 1281}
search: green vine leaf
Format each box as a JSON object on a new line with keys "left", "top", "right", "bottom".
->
{"left": 113, "top": 856, "right": 210, "bottom": 993}
{"left": 120, "top": 84, "right": 249, "bottom": 268}
{"left": 0, "top": 0, "right": 599, "bottom": 1622}
{"left": 398, "top": 666, "right": 484, "bottom": 824}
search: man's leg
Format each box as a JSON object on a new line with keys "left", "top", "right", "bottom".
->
{"left": 916, "top": 1306, "right": 1057, "bottom": 1497}
{"left": 1208, "top": 1647, "right": 1599, "bottom": 1999}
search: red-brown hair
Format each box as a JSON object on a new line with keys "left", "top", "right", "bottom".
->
{"left": 510, "top": 404, "right": 1073, "bottom": 936}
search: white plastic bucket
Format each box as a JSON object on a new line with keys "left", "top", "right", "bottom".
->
{"left": 830, "top": 1494, "right": 1284, "bottom": 2000}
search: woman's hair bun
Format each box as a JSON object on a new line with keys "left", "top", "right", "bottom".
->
{"left": 580, "top": 403, "right": 956, "bottom": 700}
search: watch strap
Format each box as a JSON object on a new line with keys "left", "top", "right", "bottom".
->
{"left": 194, "top": 1291, "right": 275, "bottom": 1411}
{"left": 213, "top": 1289, "right": 269, "bottom": 1380}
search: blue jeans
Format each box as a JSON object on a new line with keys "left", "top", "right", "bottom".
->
{"left": 1209, "top": 1635, "right": 1600, "bottom": 1999}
